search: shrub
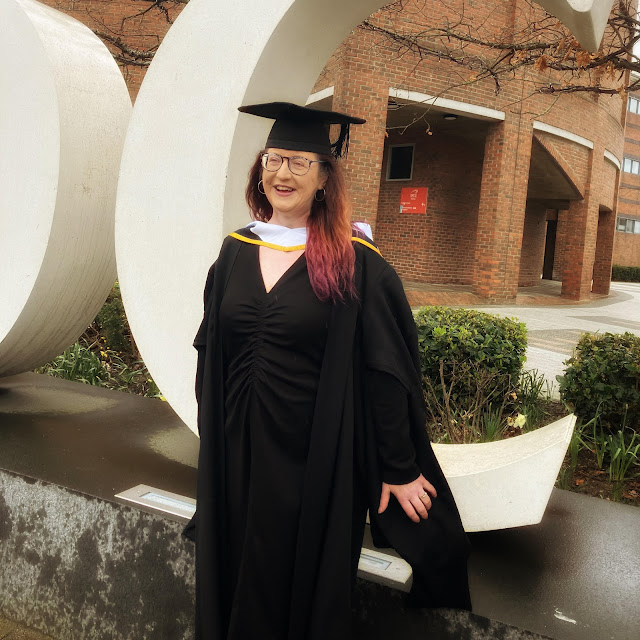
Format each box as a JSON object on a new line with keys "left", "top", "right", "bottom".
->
{"left": 558, "top": 332, "right": 640, "bottom": 432}
{"left": 415, "top": 306, "right": 527, "bottom": 385}
{"left": 414, "top": 306, "right": 527, "bottom": 442}
{"left": 96, "top": 282, "right": 133, "bottom": 354}
{"left": 611, "top": 265, "right": 640, "bottom": 283}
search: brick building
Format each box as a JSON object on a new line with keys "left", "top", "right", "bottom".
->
{"left": 311, "top": 1, "right": 625, "bottom": 302}
{"left": 45, "top": 0, "right": 629, "bottom": 301}
{"left": 616, "top": 80, "right": 640, "bottom": 268}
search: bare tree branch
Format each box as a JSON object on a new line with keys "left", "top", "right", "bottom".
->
{"left": 360, "top": 0, "right": 640, "bottom": 98}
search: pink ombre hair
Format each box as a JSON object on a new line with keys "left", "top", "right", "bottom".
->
{"left": 246, "top": 151, "right": 357, "bottom": 303}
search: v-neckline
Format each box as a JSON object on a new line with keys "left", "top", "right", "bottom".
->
{"left": 257, "top": 246, "right": 306, "bottom": 296}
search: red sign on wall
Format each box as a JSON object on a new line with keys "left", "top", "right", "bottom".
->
{"left": 400, "top": 187, "right": 428, "bottom": 214}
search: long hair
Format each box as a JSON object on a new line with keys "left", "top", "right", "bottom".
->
{"left": 246, "top": 151, "right": 357, "bottom": 303}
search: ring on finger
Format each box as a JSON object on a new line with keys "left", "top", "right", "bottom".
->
{"left": 419, "top": 492, "right": 429, "bottom": 500}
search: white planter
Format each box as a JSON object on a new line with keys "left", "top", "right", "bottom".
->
{"left": 433, "top": 414, "right": 576, "bottom": 532}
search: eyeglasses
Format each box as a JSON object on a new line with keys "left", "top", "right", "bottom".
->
{"left": 261, "top": 152, "right": 326, "bottom": 176}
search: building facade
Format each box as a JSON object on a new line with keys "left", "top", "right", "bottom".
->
{"left": 311, "top": 1, "right": 625, "bottom": 301}
{"left": 45, "top": 0, "right": 630, "bottom": 301}
{"left": 616, "top": 90, "right": 640, "bottom": 267}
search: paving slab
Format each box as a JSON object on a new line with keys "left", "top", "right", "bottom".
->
{"left": 468, "top": 489, "right": 640, "bottom": 640}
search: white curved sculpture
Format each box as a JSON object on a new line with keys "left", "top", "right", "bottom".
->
{"left": 433, "top": 414, "right": 576, "bottom": 532}
{"left": 537, "top": 0, "right": 614, "bottom": 52}
{"left": 115, "top": 0, "right": 613, "bottom": 435}
{"left": 0, "top": 0, "right": 131, "bottom": 376}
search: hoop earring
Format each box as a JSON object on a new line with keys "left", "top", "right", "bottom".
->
{"left": 314, "top": 188, "right": 326, "bottom": 202}
{"left": 258, "top": 180, "right": 265, "bottom": 195}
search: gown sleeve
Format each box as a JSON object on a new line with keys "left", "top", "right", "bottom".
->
{"left": 361, "top": 259, "right": 426, "bottom": 482}
{"left": 360, "top": 251, "right": 472, "bottom": 612}
{"left": 194, "top": 261, "right": 216, "bottom": 408}
{"left": 367, "top": 369, "right": 421, "bottom": 485}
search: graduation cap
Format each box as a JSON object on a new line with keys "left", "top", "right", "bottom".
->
{"left": 238, "top": 101, "right": 366, "bottom": 158}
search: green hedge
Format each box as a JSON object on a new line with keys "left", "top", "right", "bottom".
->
{"left": 558, "top": 332, "right": 640, "bottom": 431}
{"left": 414, "top": 306, "right": 527, "bottom": 404}
{"left": 611, "top": 265, "right": 640, "bottom": 282}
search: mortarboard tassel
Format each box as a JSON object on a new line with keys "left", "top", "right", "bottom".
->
{"left": 331, "top": 123, "right": 351, "bottom": 159}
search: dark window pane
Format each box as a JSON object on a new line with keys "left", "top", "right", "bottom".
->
{"left": 388, "top": 146, "right": 413, "bottom": 180}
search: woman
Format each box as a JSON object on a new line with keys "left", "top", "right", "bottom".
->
{"left": 185, "top": 102, "right": 471, "bottom": 640}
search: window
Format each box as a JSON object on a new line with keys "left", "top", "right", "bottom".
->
{"left": 386, "top": 144, "right": 414, "bottom": 181}
{"left": 617, "top": 217, "right": 640, "bottom": 233}
{"left": 629, "top": 97, "right": 640, "bottom": 114}
{"left": 623, "top": 157, "right": 640, "bottom": 175}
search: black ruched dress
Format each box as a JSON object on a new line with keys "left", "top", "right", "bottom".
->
{"left": 219, "top": 244, "right": 331, "bottom": 638}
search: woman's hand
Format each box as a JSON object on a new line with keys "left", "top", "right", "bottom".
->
{"left": 378, "top": 474, "right": 437, "bottom": 523}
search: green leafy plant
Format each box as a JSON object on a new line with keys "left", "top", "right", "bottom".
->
{"left": 607, "top": 430, "right": 640, "bottom": 484}
{"left": 481, "top": 408, "right": 506, "bottom": 442}
{"left": 587, "top": 414, "right": 609, "bottom": 469}
{"left": 37, "top": 342, "right": 110, "bottom": 386}
{"left": 518, "top": 369, "right": 551, "bottom": 430}
{"left": 558, "top": 332, "right": 640, "bottom": 433}
{"left": 422, "top": 361, "right": 515, "bottom": 443}
{"left": 36, "top": 280, "right": 162, "bottom": 398}
{"left": 568, "top": 419, "right": 589, "bottom": 473}
{"left": 415, "top": 306, "right": 526, "bottom": 439}
{"left": 37, "top": 342, "right": 160, "bottom": 398}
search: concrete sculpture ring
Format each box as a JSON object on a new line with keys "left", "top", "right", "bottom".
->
{"left": 0, "top": 0, "right": 131, "bottom": 377}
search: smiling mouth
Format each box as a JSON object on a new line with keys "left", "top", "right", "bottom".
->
{"left": 275, "top": 186, "right": 294, "bottom": 193}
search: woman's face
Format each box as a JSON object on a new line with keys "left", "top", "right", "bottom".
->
{"left": 261, "top": 148, "right": 327, "bottom": 224}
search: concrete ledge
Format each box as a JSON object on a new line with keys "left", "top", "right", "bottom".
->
{"left": 0, "top": 469, "right": 195, "bottom": 640}
{"left": 0, "top": 468, "right": 548, "bottom": 640}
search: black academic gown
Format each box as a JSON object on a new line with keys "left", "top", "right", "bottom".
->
{"left": 184, "top": 228, "right": 471, "bottom": 640}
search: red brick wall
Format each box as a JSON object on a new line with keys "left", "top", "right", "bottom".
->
{"left": 600, "top": 159, "right": 618, "bottom": 212}
{"left": 519, "top": 203, "right": 547, "bottom": 286}
{"left": 472, "top": 115, "right": 533, "bottom": 300}
{"left": 614, "top": 230, "right": 640, "bottom": 267}
{"left": 560, "top": 145, "right": 600, "bottom": 299}
{"left": 374, "top": 130, "right": 483, "bottom": 284}
{"left": 533, "top": 132, "right": 590, "bottom": 195}
{"left": 317, "top": 0, "right": 626, "bottom": 299}
{"left": 554, "top": 209, "right": 570, "bottom": 281}
{"left": 593, "top": 208, "right": 616, "bottom": 294}
{"left": 615, "top": 92, "right": 640, "bottom": 266}
{"left": 330, "top": 34, "right": 390, "bottom": 228}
